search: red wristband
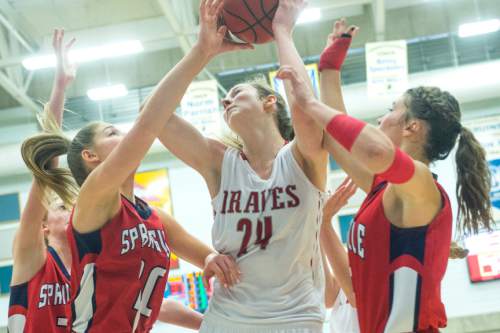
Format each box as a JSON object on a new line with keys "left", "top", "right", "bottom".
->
{"left": 377, "top": 148, "right": 415, "bottom": 184}
{"left": 326, "top": 114, "right": 366, "bottom": 151}
{"left": 319, "top": 36, "right": 352, "bottom": 71}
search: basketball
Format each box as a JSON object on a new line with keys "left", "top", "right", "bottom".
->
{"left": 222, "top": 0, "right": 279, "bottom": 44}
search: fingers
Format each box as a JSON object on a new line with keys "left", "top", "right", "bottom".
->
{"left": 208, "top": 261, "right": 229, "bottom": 288}
{"left": 65, "top": 37, "right": 76, "bottom": 51}
{"left": 216, "top": 257, "right": 234, "bottom": 287}
{"left": 350, "top": 26, "right": 360, "bottom": 38}
{"left": 203, "top": 271, "right": 212, "bottom": 291}
{"left": 276, "top": 65, "right": 298, "bottom": 81}
{"left": 205, "top": 254, "right": 242, "bottom": 289}
{"left": 52, "top": 28, "right": 63, "bottom": 52}
{"left": 223, "top": 255, "right": 241, "bottom": 284}
{"left": 208, "top": 0, "right": 223, "bottom": 17}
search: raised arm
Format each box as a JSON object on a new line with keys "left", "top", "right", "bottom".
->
{"left": 320, "top": 179, "right": 357, "bottom": 307}
{"left": 153, "top": 7, "right": 252, "bottom": 197}
{"left": 75, "top": 0, "right": 245, "bottom": 232}
{"left": 12, "top": 29, "right": 76, "bottom": 285}
{"left": 271, "top": 0, "right": 328, "bottom": 189}
{"left": 278, "top": 66, "right": 439, "bottom": 216}
{"left": 318, "top": 20, "right": 374, "bottom": 193}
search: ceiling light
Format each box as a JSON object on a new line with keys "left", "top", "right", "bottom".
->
{"left": 458, "top": 19, "right": 500, "bottom": 38}
{"left": 22, "top": 40, "right": 144, "bottom": 71}
{"left": 297, "top": 8, "right": 321, "bottom": 25}
{"left": 87, "top": 84, "right": 128, "bottom": 101}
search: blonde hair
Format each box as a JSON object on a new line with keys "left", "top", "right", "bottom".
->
{"left": 21, "top": 105, "right": 100, "bottom": 207}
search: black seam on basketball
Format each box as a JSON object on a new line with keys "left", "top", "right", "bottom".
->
{"left": 223, "top": 5, "right": 275, "bottom": 42}
{"left": 223, "top": 9, "right": 258, "bottom": 43}
{"left": 260, "top": 0, "right": 279, "bottom": 26}
{"left": 241, "top": 0, "right": 274, "bottom": 38}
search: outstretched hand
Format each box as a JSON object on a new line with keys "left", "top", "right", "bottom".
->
{"left": 272, "top": 0, "right": 307, "bottom": 36}
{"left": 323, "top": 178, "right": 357, "bottom": 223}
{"left": 196, "top": 0, "right": 253, "bottom": 59}
{"left": 276, "top": 65, "right": 315, "bottom": 108}
{"left": 52, "top": 28, "right": 76, "bottom": 89}
{"left": 203, "top": 252, "right": 241, "bottom": 290}
{"left": 325, "top": 18, "right": 359, "bottom": 50}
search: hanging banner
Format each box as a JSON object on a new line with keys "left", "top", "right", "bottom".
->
{"left": 269, "top": 63, "right": 320, "bottom": 109}
{"left": 366, "top": 40, "right": 408, "bottom": 97}
{"left": 181, "top": 80, "right": 221, "bottom": 135}
{"left": 464, "top": 115, "right": 500, "bottom": 220}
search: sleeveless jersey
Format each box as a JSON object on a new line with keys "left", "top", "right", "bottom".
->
{"left": 204, "top": 144, "right": 326, "bottom": 330}
{"left": 347, "top": 177, "right": 452, "bottom": 333}
{"left": 66, "top": 196, "right": 170, "bottom": 333}
{"left": 8, "top": 246, "right": 71, "bottom": 333}
{"left": 329, "top": 289, "right": 359, "bottom": 333}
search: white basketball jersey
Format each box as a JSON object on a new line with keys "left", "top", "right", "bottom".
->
{"left": 205, "top": 143, "right": 326, "bottom": 328}
{"left": 329, "top": 289, "right": 360, "bottom": 333}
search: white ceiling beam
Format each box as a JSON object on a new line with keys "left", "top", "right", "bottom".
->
{"left": 0, "top": 13, "right": 38, "bottom": 112}
{"left": 0, "top": 11, "right": 34, "bottom": 53}
{"left": 372, "top": 0, "right": 386, "bottom": 41}
{"left": 0, "top": 70, "right": 39, "bottom": 113}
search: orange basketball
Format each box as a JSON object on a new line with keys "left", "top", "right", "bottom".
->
{"left": 222, "top": 0, "right": 279, "bottom": 44}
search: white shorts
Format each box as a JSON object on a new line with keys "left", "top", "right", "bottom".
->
{"left": 199, "top": 315, "right": 323, "bottom": 333}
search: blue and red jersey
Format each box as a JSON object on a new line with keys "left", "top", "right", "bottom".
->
{"left": 348, "top": 177, "right": 452, "bottom": 333}
{"left": 8, "top": 246, "right": 71, "bottom": 333}
{"left": 67, "top": 196, "right": 170, "bottom": 333}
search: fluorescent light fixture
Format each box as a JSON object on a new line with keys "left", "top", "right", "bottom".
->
{"left": 297, "top": 8, "right": 321, "bottom": 24}
{"left": 23, "top": 40, "right": 143, "bottom": 70}
{"left": 458, "top": 19, "right": 500, "bottom": 38}
{"left": 87, "top": 84, "right": 128, "bottom": 101}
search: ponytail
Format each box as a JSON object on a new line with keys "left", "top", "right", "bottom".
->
{"left": 21, "top": 133, "right": 78, "bottom": 207}
{"left": 449, "top": 241, "right": 469, "bottom": 259}
{"left": 21, "top": 108, "right": 79, "bottom": 207}
{"left": 455, "top": 126, "right": 494, "bottom": 236}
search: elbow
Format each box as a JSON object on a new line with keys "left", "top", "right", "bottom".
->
{"left": 363, "top": 139, "right": 395, "bottom": 172}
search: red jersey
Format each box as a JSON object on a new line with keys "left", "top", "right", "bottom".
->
{"left": 348, "top": 177, "right": 452, "bottom": 333}
{"left": 8, "top": 246, "right": 71, "bottom": 333}
{"left": 67, "top": 196, "right": 170, "bottom": 333}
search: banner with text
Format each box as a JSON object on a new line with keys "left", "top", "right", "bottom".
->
{"left": 181, "top": 80, "right": 221, "bottom": 135}
{"left": 366, "top": 40, "right": 408, "bottom": 97}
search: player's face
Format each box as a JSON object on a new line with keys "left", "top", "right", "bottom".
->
{"left": 92, "top": 124, "right": 125, "bottom": 161}
{"left": 45, "top": 199, "right": 71, "bottom": 239}
{"left": 222, "top": 84, "right": 265, "bottom": 128}
{"left": 377, "top": 95, "right": 408, "bottom": 147}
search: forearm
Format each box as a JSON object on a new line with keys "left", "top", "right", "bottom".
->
{"left": 168, "top": 225, "right": 213, "bottom": 269}
{"left": 320, "top": 223, "right": 355, "bottom": 305}
{"left": 48, "top": 82, "right": 66, "bottom": 126}
{"left": 157, "top": 299, "right": 203, "bottom": 330}
{"left": 320, "top": 70, "right": 346, "bottom": 113}
{"left": 306, "top": 99, "right": 395, "bottom": 174}
{"left": 321, "top": 248, "right": 338, "bottom": 308}
{"left": 89, "top": 47, "right": 211, "bottom": 195}
{"left": 274, "top": 31, "right": 324, "bottom": 152}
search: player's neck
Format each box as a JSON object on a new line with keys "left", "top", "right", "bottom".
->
{"left": 48, "top": 238, "right": 71, "bottom": 272}
{"left": 240, "top": 127, "right": 284, "bottom": 165}
{"left": 401, "top": 141, "right": 430, "bottom": 166}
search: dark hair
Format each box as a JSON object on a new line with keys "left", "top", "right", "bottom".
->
{"left": 248, "top": 81, "right": 295, "bottom": 142}
{"left": 405, "top": 87, "right": 493, "bottom": 243}
{"left": 21, "top": 119, "right": 102, "bottom": 206}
